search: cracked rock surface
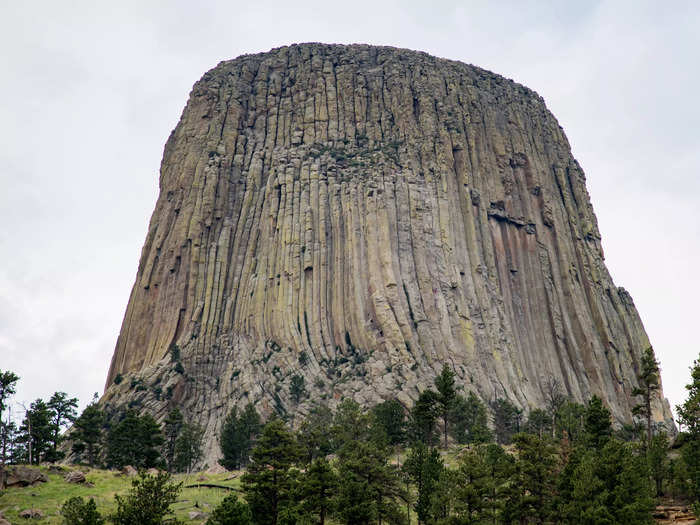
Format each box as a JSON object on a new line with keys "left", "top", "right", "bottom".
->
{"left": 103, "top": 43, "right": 672, "bottom": 465}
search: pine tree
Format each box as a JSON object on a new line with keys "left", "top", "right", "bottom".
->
{"left": 0, "top": 370, "right": 19, "bottom": 486}
{"left": 505, "top": 433, "right": 557, "bottom": 524}
{"left": 403, "top": 443, "right": 443, "bottom": 523}
{"left": 111, "top": 471, "right": 182, "bottom": 525}
{"left": 206, "top": 494, "right": 253, "bottom": 525}
{"left": 410, "top": 390, "right": 439, "bottom": 446}
{"left": 163, "top": 408, "right": 183, "bottom": 471}
{"left": 299, "top": 458, "right": 338, "bottom": 525}
{"left": 677, "top": 353, "right": 700, "bottom": 506}
{"left": 332, "top": 398, "right": 372, "bottom": 450}
{"left": 18, "top": 398, "right": 53, "bottom": 464}
{"left": 46, "top": 391, "right": 78, "bottom": 462}
{"left": 241, "top": 419, "right": 302, "bottom": 525}
{"left": 449, "top": 392, "right": 492, "bottom": 444}
{"left": 452, "top": 446, "right": 492, "bottom": 523}
{"left": 105, "top": 411, "right": 164, "bottom": 469}
{"left": 290, "top": 374, "right": 307, "bottom": 404}
{"left": 584, "top": 395, "right": 612, "bottom": 448}
{"left": 633, "top": 346, "right": 661, "bottom": 445}
{"left": 371, "top": 398, "right": 407, "bottom": 447}
{"left": 174, "top": 422, "right": 204, "bottom": 473}
{"left": 61, "top": 496, "right": 105, "bottom": 525}
{"left": 526, "top": 408, "right": 551, "bottom": 438}
{"left": 490, "top": 397, "right": 522, "bottom": 445}
{"left": 559, "top": 439, "right": 654, "bottom": 524}
{"left": 219, "top": 403, "right": 261, "bottom": 470}
{"left": 335, "top": 440, "right": 405, "bottom": 525}
{"left": 297, "top": 403, "right": 334, "bottom": 463}
{"left": 647, "top": 432, "right": 669, "bottom": 497}
{"left": 71, "top": 398, "right": 104, "bottom": 466}
{"left": 556, "top": 400, "right": 587, "bottom": 443}
{"left": 434, "top": 364, "right": 456, "bottom": 448}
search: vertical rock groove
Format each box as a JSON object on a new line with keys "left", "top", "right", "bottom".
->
{"left": 103, "top": 44, "right": 672, "bottom": 462}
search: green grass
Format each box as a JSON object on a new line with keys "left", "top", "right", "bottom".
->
{"left": 0, "top": 466, "right": 242, "bottom": 523}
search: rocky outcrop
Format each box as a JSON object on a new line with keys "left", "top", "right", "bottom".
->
{"left": 1, "top": 466, "right": 48, "bottom": 488}
{"left": 103, "top": 43, "right": 673, "bottom": 463}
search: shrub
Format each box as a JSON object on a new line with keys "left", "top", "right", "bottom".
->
{"left": 113, "top": 373, "right": 123, "bottom": 385}
{"left": 206, "top": 493, "right": 253, "bottom": 525}
{"left": 111, "top": 471, "right": 182, "bottom": 525}
{"left": 61, "top": 497, "right": 104, "bottom": 525}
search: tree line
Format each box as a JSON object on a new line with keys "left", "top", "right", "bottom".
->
{"left": 1, "top": 346, "right": 699, "bottom": 524}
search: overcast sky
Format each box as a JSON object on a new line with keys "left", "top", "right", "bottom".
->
{"left": 1, "top": 1, "right": 698, "bottom": 420}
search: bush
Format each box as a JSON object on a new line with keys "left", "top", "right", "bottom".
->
{"left": 206, "top": 493, "right": 253, "bottom": 524}
{"left": 111, "top": 471, "right": 182, "bottom": 525}
{"left": 113, "top": 373, "right": 123, "bottom": 385}
{"left": 61, "top": 496, "right": 104, "bottom": 525}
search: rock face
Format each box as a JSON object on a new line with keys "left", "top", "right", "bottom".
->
{"left": 103, "top": 43, "right": 672, "bottom": 463}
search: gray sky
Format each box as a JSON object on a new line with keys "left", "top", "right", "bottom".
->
{"left": 1, "top": 1, "right": 698, "bottom": 419}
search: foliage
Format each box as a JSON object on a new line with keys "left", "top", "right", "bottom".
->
{"left": 206, "top": 493, "right": 252, "bottom": 525}
{"left": 434, "top": 364, "right": 457, "bottom": 448}
{"left": 105, "top": 411, "right": 165, "bottom": 469}
{"left": 0, "top": 369, "right": 19, "bottom": 481}
{"left": 525, "top": 408, "right": 551, "bottom": 438}
{"left": 174, "top": 422, "right": 205, "bottom": 473}
{"left": 403, "top": 443, "right": 443, "bottom": 523}
{"left": 504, "top": 433, "right": 558, "bottom": 524}
{"left": 555, "top": 400, "right": 587, "bottom": 442}
{"left": 299, "top": 458, "right": 338, "bottom": 525}
{"left": 633, "top": 346, "right": 661, "bottom": 445}
{"left": 409, "top": 390, "right": 439, "bottom": 446}
{"left": 163, "top": 408, "right": 184, "bottom": 472}
{"left": 0, "top": 370, "right": 19, "bottom": 422}
{"left": 584, "top": 395, "right": 612, "bottom": 448}
{"left": 290, "top": 374, "right": 308, "bottom": 404}
{"left": 111, "top": 471, "right": 182, "bottom": 525}
{"left": 61, "top": 496, "right": 104, "bottom": 525}
{"left": 332, "top": 398, "right": 372, "bottom": 451}
{"left": 490, "top": 397, "right": 522, "bottom": 445}
{"left": 647, "top": 432, "right": 669, "bottom": 497}
{"left": 558, "top": 439, "right": 654, "bottom": 524}
{"left": 219, "top": 403, "right": 261, "bottom": 470}
{"left": 169, "top": 343, "right": 181, "bottom": 362}
{"left": 241, "top": 418, "right": 302, "bottom": 525}
{"left": 334, "top": 440, "right": 405, "bottom": 525}
{"left": 449, "top": 391, "right": 493, "bottom": 444}
{"left": 71, "top": 398, "right": 104, "bottom": 466}
{"left": 17, "top": 398, "right": 53, "bottom": 464}
{"left": 677, "top": 353, "right": 700, "bottom": 504}
{"left": 371, "top": 398, "right": 407, "bottom": 447}
{"left": 47, "top": 391, "right": 78, "bottom": 462}
{"left": 297, "top": 403, "right": 334, "bottom": 463}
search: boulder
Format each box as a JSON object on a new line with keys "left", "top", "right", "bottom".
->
{"left": 121, "top": 465, "right": 137, "bottom": 477}
{"left": 64, "top": 470, "right": 86, "bottom": 483}
{"left": 19, "top": 508, "right": 44, "bottom": 518}
{"left": 2, "top": 466, "right": 48, "bottom": 488}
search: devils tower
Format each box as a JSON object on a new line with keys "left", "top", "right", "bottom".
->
{"left": 103, "top": 43, "right": 672, "bottom": 461}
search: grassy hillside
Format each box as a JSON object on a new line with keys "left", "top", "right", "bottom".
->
{"left": 0, "top": 466, "right": 240, "bottom": 524}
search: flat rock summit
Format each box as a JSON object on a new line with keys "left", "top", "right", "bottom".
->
{"left": 103, "top": 43, "right": 672, "bottom": 462}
